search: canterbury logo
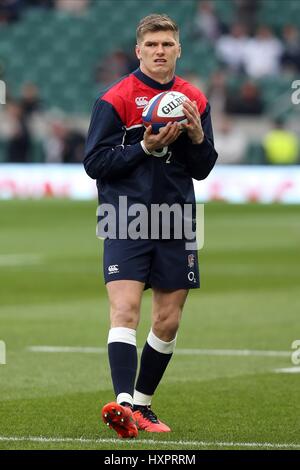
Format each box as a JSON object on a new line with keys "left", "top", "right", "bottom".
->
{"left": 108, "top": 264, "right": 119, "bottom": 274}
{"left": 135, "top": 96, "right": 149, "bottom": 108}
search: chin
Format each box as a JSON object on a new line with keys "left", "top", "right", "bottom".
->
{"left": 153, "top": 65, "right": 170, "bottom": 73}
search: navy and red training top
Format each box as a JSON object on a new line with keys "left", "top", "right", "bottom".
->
{"left": 84, "top": 68, "right": 218, "bottom": 222}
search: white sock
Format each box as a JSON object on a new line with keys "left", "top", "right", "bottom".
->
{"left": 147, "top": 329, "right": 177, "bottom": 354}
{"left": 107, "top": 326, "right": 136, "bottom": 346}
{"left": 133, "top": 390, "right": 152, "bottom": 407}
{"left": 117, "top": 393, "right": 133, "bottom": 407}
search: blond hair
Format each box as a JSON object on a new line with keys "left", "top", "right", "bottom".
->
{"left": 136, "top": 14, "right": 179, "bottom": 43}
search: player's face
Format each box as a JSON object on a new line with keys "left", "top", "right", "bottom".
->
{"left": 136, "top": 31, "right": 181, "bottom": 83}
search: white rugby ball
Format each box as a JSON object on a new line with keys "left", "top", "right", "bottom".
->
{"left": 142, "top": 91, "right": 188, "bottom": 133}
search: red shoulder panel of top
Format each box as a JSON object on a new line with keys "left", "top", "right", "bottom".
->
{"left": 172, "top": 76, "right": 208, "bottom": 115}
{"left": 100, "top": 75, "right": 133, "bottom": 124}
{"left": 99, "top": 73, "right": 209, "bottom": 128}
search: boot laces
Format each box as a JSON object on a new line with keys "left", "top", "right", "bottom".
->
{"left": 140, "top": 406, "right": 159, "bottom": 424}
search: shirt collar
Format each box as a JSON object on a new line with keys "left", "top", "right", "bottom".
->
{"left": 133, "top": 67, "right": 175, "bottom": 90}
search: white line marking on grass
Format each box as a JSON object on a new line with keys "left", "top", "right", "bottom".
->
{"left": 28, "top": 346, "right": 107, "bottom": 354}
{"left": 27, "top": 346, "right": 291, "bottom": 358}
{"left": 0, "top": 254, "right": 43, "bottom": 267}
{"left": 0, "top": 436, "right": 299, "bottom": 449}
{"left": 274, "top": 367, "right": 300, "bottom": 373}
{"left": 171, "top": 349, "right": 291, "bottom": 357}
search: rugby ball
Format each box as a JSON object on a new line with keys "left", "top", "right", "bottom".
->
{"left": 142, "top": 91, "right": 188, "bottom": 133}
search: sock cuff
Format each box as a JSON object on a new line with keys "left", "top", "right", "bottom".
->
{"left": 117, "top": 393, "right": 133, "bottom": 407}
{"left": 147, "top": 329, "right": 177, "bottom": 354}
{"left": 133, "top": 390, "right": 152, "bottom": 407}
{"left": 108, "top": 327, "right": 136, "bottom": 346}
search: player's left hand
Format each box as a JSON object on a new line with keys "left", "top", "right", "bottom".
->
{"left": 182, "top": 100, "right": 204, "bottom": 145}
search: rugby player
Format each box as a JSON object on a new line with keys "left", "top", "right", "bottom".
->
{"left": 84, "top": 13, "right": 218, "bottom": 438}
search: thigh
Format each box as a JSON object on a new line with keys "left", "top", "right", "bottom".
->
{"left": 152, "top": 288, "right": 188, "bottom": 316}
{"left": 149, "top": 239, "right": 200, "bottom": 290}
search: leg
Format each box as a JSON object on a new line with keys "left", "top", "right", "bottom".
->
{"left": 133, "top": 288, "right": 188, "bottom": 432}
{"left": 107, "top": 279, "right": 144, "bottom": 329}
{"left": 136, "top": 288, "right": 188, "bottom": 396}
{"left": 106, "top": 279, "right": 144, "bottom": 405}
{"left": 102, "top": 280, "right": 144, "bottom": 438}
{"left": 102, "top": 238, "right": 154, "bottom": 437}
{"left": 151, "top": 288, "right": 188, "bottom": 341}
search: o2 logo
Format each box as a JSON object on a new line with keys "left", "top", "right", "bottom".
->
{"left": 151, "top": 146, "right": 169, "bottom": 158}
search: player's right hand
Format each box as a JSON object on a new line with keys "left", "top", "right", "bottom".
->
{"left": 143, "top": 122, "right": 182, "bottom": 153}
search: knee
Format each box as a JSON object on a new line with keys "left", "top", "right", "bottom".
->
{"left": 110, "top": 302, "right": 140, "bottom": 329}
{"left": 152, "top": 309, "right": 181, "bottom": 341}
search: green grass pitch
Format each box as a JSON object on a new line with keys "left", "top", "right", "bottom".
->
{"left": 0, "top": 200, "right": 299, "bottom": 450}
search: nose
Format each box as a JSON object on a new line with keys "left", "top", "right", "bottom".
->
{"left": 156, "top": 44, "right": 165, "bottom": 55}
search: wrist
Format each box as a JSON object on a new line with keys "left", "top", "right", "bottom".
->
{"left": 191, "top": 133, "right": 205, "bottom": 145}
{"left": 141, "top": 140, "right": 152, "bottom": 155}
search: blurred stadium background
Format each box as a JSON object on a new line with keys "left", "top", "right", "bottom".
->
{"left": 1, "top": 0, "right": 300, "bottom": 200}
{"left": 0, "top": 0, "right": 300, "bottom": 451}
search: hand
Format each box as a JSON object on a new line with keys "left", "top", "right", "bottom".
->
{"left": 143, "top": 122, "right": 182, "bottom": 153}
{"left": 182, "top": 100, "right": 204, "bottom": 144}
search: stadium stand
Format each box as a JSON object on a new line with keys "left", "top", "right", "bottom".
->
{"left": 0, "top": 0, "right": 299, "bottom": 163}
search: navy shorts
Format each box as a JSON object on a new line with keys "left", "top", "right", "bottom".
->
{"left": 103, "top": 238, "right": 200, "bottom": 290}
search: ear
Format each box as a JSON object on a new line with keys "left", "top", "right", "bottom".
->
{"left": 177, "top": 43, "right": 181, "bottom": 59}
{"left": 135, "top": 44, "right": 141, "bottom": 60}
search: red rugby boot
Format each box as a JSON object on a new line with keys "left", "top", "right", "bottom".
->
{"left": 133, "top": 405, "right": 171, "bottom": 433}
{"left": 102, "top": 402, "right": 138, "bottom": 438}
